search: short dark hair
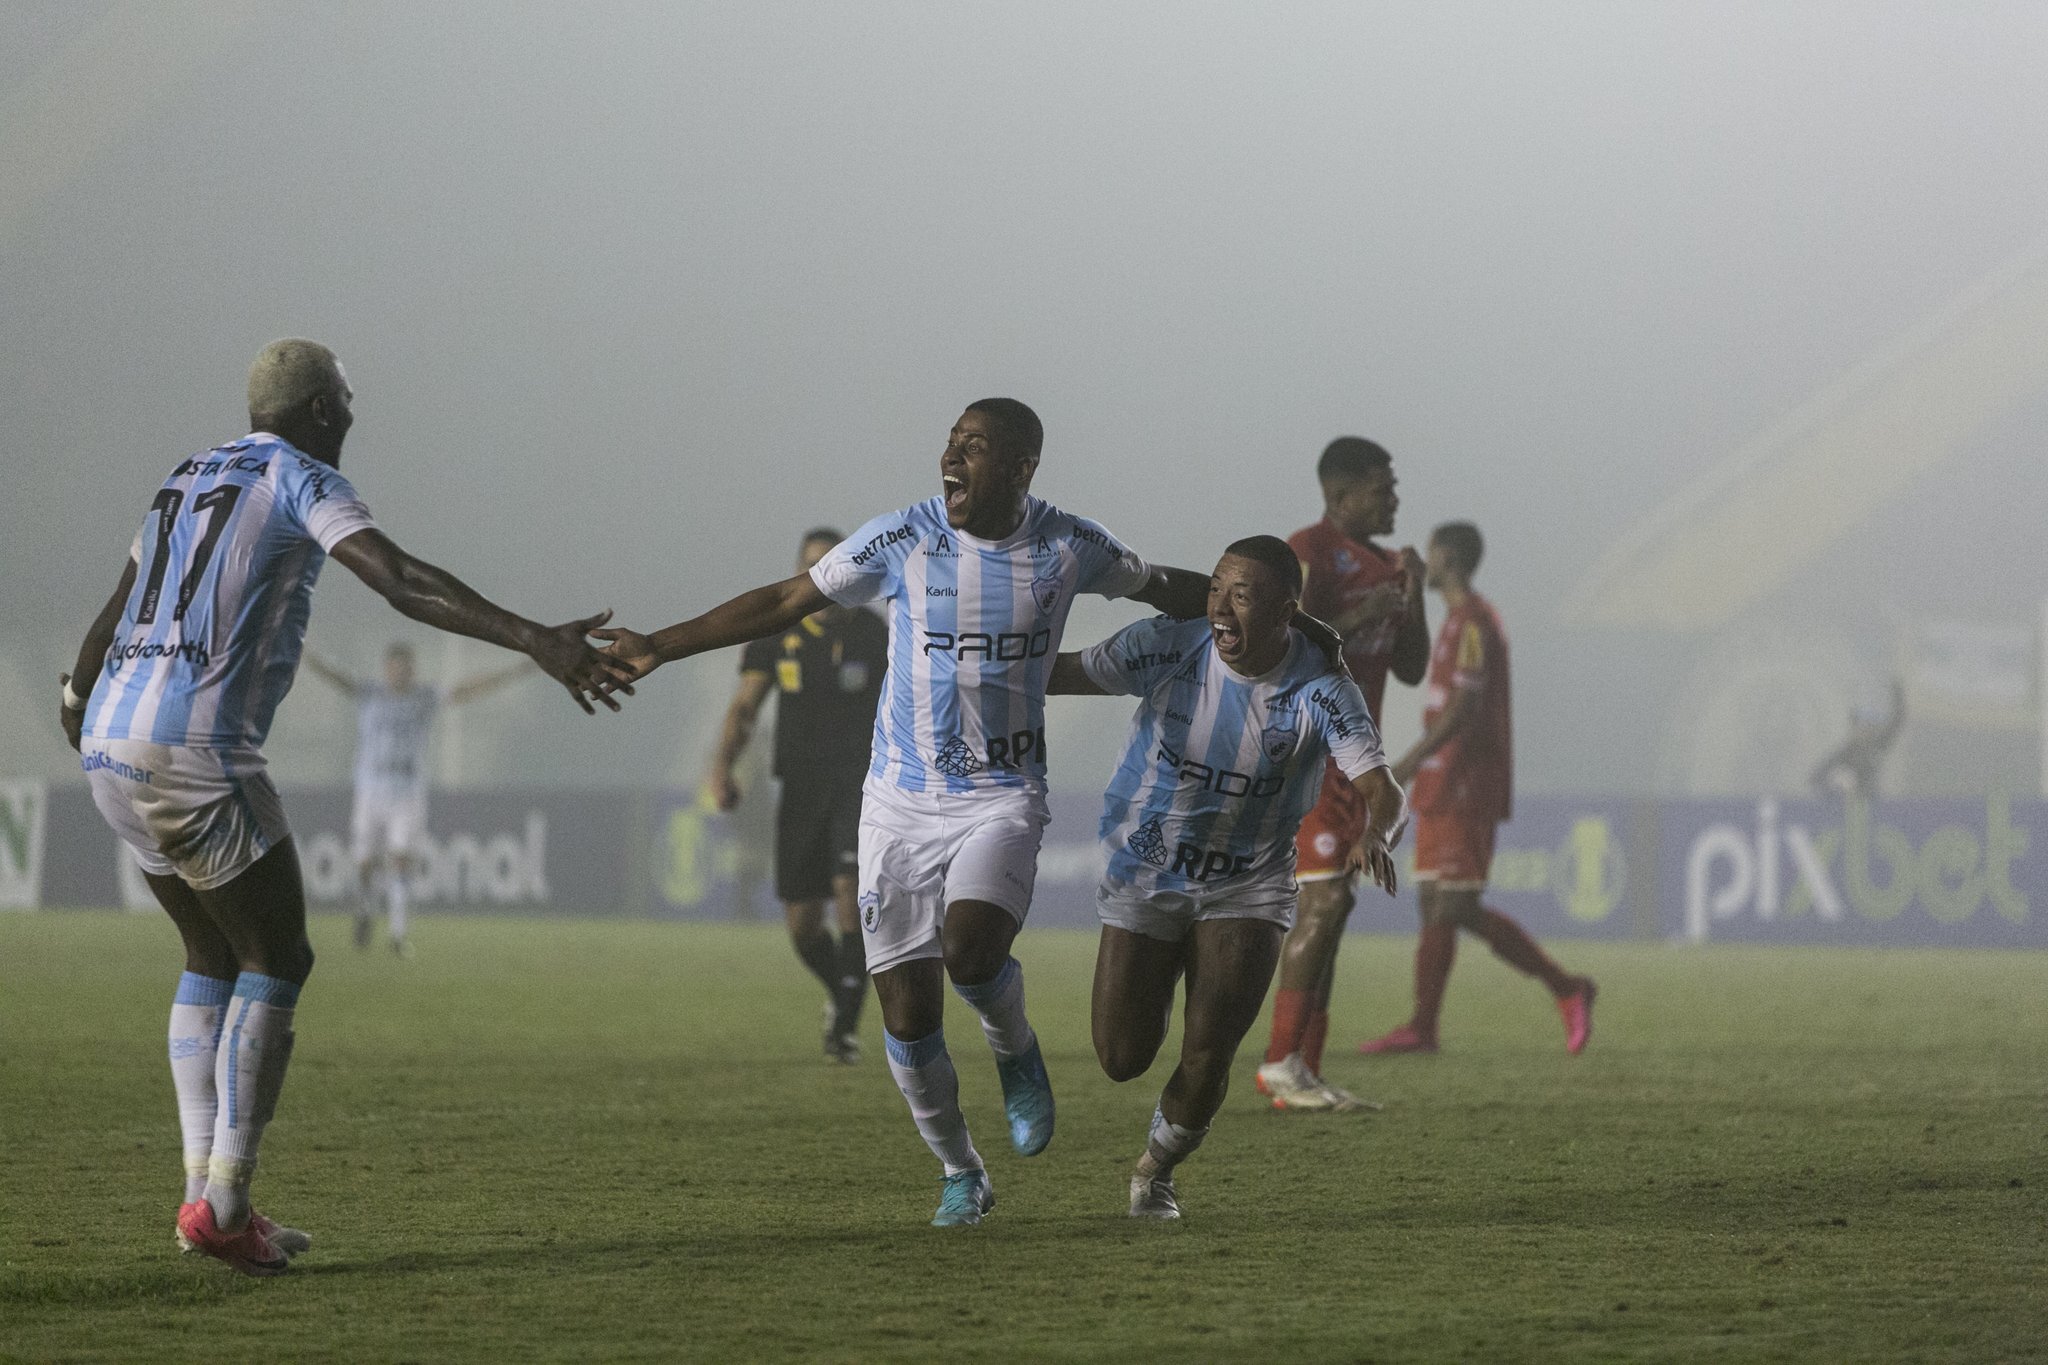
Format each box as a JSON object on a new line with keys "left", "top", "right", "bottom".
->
{"left": 1432, "top": 521, "right": 1484, "bottom": 575}
{"left": 1317, "top": 436, "right": 1392, "bottom": 484}
{"left": 800, "top": 526, "right": 844, "bottom": 549}
{"left": 965, "top": 397, "right": 1044, "bottom": 462}
{"left": 1223, "top": 535, "right": 1304, "bottom": 597}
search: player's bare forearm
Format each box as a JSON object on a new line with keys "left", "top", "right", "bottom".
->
{"left": 1355, "top": 766, "right": 1407, "bottom": 845}
{"left": 69, "top": 560, "right": 137, "bottom": 698}
{"left": 713, "top": 674, "right": 772, "bottom": 772}
{"left": 1046, "top": 653, "right": 1108, "bottom": 696}
{"left": 1393, "top": 687, "right": 1475, "bottom": 781}
{"left": 645, "top": 575, "right": 830, "bottom": 668}
{"left": 1130, "top": 565, "right": 1210, "bottom": 620}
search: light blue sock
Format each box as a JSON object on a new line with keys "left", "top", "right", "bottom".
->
{"left": 170, "top": 972, "right": 233, "bottom": 1203}
{"left": 952, "top": 957, "right": 1034, "bottom": 1058}
{"left": 204, "top": 973, "right": 301, "bottom": 1230}
{"left": 884, "top": 1029, "right": 982, "bottom": 1175}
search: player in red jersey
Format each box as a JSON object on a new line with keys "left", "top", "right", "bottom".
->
{"left": 1255, "top": 438, "right": 1428, "bottom": 1111}
{"left": 1357, "top": 522, "right": 1596, "bottom": 1056}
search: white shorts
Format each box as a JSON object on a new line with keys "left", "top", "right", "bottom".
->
{"left": 856, "top": 780, "right": 1049, "bottom": 974}
{"left": 351, "top": 783, "right": 428, "bottom": 864}
{"left": 1096, "top": 873, "right": 1299, "bottom": 943}
{"left": 83, "top": 739, "right": 289, "bottom": 892}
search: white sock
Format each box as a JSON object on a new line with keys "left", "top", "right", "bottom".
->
{"left": 387, "top": 873, "right": 409, "bottom": 944}
{"left": 168, "top": 972, "right": 233, "bottom": 1203}
{"left": 884, "top": 1029, "right": 983, "bottom": 1176}
{"left": 1136, "top": 1103, "right": 1209, "bottom": 1178}
{"left": 951, "top": 956, "right": 1035, "bottom": 1058}
{"left": 203, "top": 973, "right": 301, "bottom": 1230}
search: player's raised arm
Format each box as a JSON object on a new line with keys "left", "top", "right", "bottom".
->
{"left": 590, "top": 571, "right": 832, "bottom": 688}
{"left": 1045, "top": 652, "right": 1109, "bottom": 696}
{"left": 58, "top": 555, "right": 138, "bottom": 752}
{"left": 1129, "top": 564, "right": 1347, "bottom": 672}
{"left": 1389, "top": 546, "right": 1430, "bottom": 685}
{"left": 326, "top": 528, "right": 633, "bottom": 715}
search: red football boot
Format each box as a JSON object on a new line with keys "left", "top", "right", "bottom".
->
{"left": 1559, "top": 979, "right": 1597, "bottom": 1055}
{"left": 175, "top": 1199, "right": 291, "bottom": 1276}
{"left": 1356, "top": 1024, "right": 1438, "bottom": 1055}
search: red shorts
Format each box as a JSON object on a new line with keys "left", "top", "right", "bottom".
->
{"left": 1295, "top": 766, "right": 1366, "bottom": 882}
{"left": 1412, "top": 810, "right": 1498, "bottom": 888}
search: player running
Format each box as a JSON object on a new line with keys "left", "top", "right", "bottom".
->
{"left": 1356, "top": 522, "right": 1597, "bottom": 1056}
{"left": 303, "top": 642, "right": 532, "bottom": 954}
{"left": 706, "top": 527, "right": 887, "bottom": 1062}
{"left": 1048, "top": 536, "right": 1404, "bottom": 1219}
{"left": 1256, "top": 438, "right": 1428, "bottom": 1111}
{"left": 593, "top": 399, "right": 1256, "bottom": 1226}
{"left": 59, "top": 339, "right": 630, "bottom": 1275}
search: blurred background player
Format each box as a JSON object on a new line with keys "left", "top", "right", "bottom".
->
{"left": 1810, "top": 678, "right": 1907, "bottom": 800}
{"left": 1050, "top": 537, "right": 1405, "bottom": 1217}
{"left": 59, "top": 339, "right": 628, "bottom": 1276}
{"left": 1257, "top": 437, "right": 1428, "bottom": 1110}
{"left": 303, "top": 642, "right": 532, "bottom": 954}
{"left": 1358, "top": 522, "right": 1596, "bottom": 1056}
{"left": 706, "top": 527, "right": 887, "bottom": 1062}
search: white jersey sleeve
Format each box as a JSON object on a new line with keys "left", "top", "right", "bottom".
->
{"left": 1078, "top": 615, "right": 1201, "bottom": 696}
{"left": 1305, "top": 670, "right": 1388, "bottom": 780}
{"left": 809, "top": 508, "right": 918, "bottom": 608}
{"left": 279, "top": 453, "right": 377, "bottom": 551}
{"left": 1068, "top": 515, "right": 1151, "bottom": 601}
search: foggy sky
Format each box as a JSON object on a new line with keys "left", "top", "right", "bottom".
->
{"left": 7, "top": 1, "right": 2047, "bottom": 794}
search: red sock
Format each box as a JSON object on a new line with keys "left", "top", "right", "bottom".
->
{"left": 1473, "top": 906, "right": 1574, "bottom": 997}
{"left": 1411, "top": 922, "right": 1457, "bottom": 1040}
{"left": 1264, "top": 989, "right": 1311, "bottom": 1064}
{"left": 1301, "top": 1010, "right": 1330, "bottom": 1075}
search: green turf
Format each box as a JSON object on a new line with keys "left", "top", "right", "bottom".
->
{"left": 1, "top": 914, "right": 2042, "bottom": 1364}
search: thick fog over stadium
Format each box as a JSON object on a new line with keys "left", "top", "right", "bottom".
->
{"left": 6, "top": 1, "right": 2047, "bottom": 798}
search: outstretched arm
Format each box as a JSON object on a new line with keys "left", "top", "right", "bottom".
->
{"left": 59, "top": 557, "right": 137, "bottom": 751}
{"left": 302, "top": 650, "right": 364, "bottom": 700}
{"left": 327, "top": 528, "right": 633, "bottom": 714}
{"left": 591, "top": 573, "right": 832, "bottom": 686}
{"left": 1046, "top": 652, "right": 1109, "bottom": 696}
{"left": 446, "top": 658, "right": 535, "bottom": 706}
{"left": 706, "top": 671, "right": 775, "bottom": 810}
{"left": 1130, "top": 564, "right": 1346, "bottom": 671}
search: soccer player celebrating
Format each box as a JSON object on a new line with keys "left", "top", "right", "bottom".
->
{"left": 1047, "top": 536, "right": 1404, "bottom": 1218}
{"left": 706, "top": 527, "right": 887, "bottom": 1062}
{"left": 1256, "top": 438, "right": 1428, "bottom": 1111}
{"left": 59, "top": 339, "right": 631, "bottom": 1275}
{"left": 303, "top": 642, "right": 532, "bottom": 954}
{"left": 1357, "top": 522, "right": 1597, "bottom": 1056}
{"left": 593, "top": 399, "right": 1234, "bottom": 1226}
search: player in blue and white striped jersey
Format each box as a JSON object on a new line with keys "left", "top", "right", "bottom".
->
{"left": 595, "top": 398, "right": 1236, "bottom": 1226}
{"left": 1046, "top": 536, "right": 1405, "bottom": 1219}
{"left": 60, "top": 339, "right": 633, "bottom": 1275}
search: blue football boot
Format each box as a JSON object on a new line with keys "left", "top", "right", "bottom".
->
{"left": 931, "top": 1169, "right": 995, "bottom": 1227}
{"left": 995, "top": 1037, "right": 1055, "bottom": 1156}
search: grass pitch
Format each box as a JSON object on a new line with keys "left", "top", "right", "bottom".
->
{"left": 1, "top": 913, "right": 2043, "bottom": 1364}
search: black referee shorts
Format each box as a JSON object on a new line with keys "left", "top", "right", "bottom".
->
{"left": 775, "top": 775, "right": 864, "bottom": 904}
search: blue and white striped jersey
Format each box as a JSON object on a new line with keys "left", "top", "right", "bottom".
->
{"left": 1082, "top": 615, "right": 1388, "bottom": 895}
{"left": 810, "top": 496, "right": 1150, "bottom": 795}
{"left": 83, "top": 433, "right": 377, "bottom": 750}
{"left": 354, "top": 684, "right": 445, "bottom": 790}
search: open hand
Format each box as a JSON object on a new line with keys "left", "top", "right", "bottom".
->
{"left": 528, "top": 610, "right": 639, "bottom": 714}
{"left": 588, "top": 624, "right": 661, "bottom": 695}
{"left": 1345, "top": 836, "right": 1399, "bottom": 896}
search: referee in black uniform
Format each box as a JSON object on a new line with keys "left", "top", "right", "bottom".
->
{"left": 708, "top": 527, "right": 888, "bottom": 1062}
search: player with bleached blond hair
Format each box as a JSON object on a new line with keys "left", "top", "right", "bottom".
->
{"left": 61, "top": 338, "right": 632, "bottom": 1274}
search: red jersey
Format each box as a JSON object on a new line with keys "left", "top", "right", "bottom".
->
{"left": 1288, "top": 517, "right": 1407, "bottom": 720}
{"left": 1409, "top": 591, "right": 1512, "bottom": 823}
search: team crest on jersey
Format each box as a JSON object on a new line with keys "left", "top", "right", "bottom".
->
{"left": 1127, "top": 818, "right": 1169, "bottom": 867}
{"left": 1031, "top": 567, "right": 1063, "bottom": 615}
{"left": 859, "top": 890, "right": 880, "bottom": 933}
{"left": 933, "top": 737, "right": 985, "bottom": 778}
{"left": 1260, "top": 712, "right": 1299, "bottom": 764}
